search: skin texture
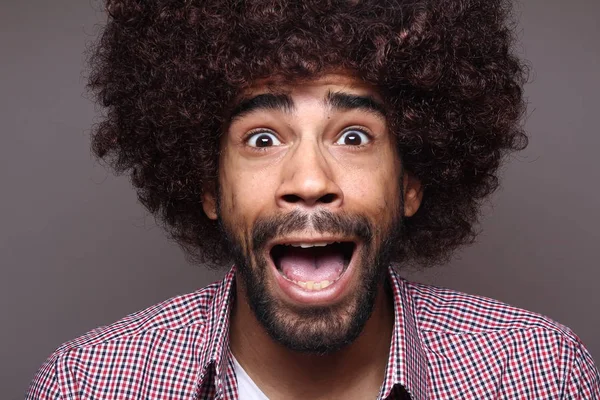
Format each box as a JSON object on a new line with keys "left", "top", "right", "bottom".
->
{"left": 203, "top": 74, "right": 422, "bottom": 399}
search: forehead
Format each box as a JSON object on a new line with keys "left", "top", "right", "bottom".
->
{"left": 227, "top": 73, "right": 387, "bottom": 124}
{"left": 238, "top": 73, "right": 384, "bottom": 103}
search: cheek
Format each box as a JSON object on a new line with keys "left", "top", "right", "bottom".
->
{"left": 346, "top": 175, "right": 400, "bottom": 219}
{"left": 219, "top": 165, "right": 278, "bottom": 225}
{"left": 340, "top": 156, "right": 401, "bottom": 218}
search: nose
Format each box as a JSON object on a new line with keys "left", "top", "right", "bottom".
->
{"left": 275, "top": 141, "right": 343, "bottom": 210}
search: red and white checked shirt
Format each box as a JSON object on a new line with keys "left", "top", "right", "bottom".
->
{"left": 28, "top": 267, "right": 600, "bottom": 399}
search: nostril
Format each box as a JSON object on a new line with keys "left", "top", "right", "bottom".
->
{"left": 282, "top": 194, "right": 302, "bottom": 203}
{"left": 281, "top": 193, "right": 338, "bottom": 205}
{"left": 319, "top": 194, "right": 337, "bottom": 204}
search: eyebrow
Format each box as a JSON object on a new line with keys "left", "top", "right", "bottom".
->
{"left": 228, "top": 90, "right": 387, "bottom": 122}
{"left": 325, "top": 91, "right": 387, "bottom": 119}
{"left": 229, "top": 93, "right": 295, "bottom": 122}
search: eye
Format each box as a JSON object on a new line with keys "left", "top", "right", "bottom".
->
{"left": 246, "top": 131, "right": 282, "bottom": 148}
{"left": 335, "top": 128, "right": 371, "bottom": 146}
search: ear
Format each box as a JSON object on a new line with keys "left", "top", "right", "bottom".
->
{"left": 402, "top": 172, "right": 423, "bottom": 217}
{"left": 202, "top": 184, "right": 218, "bottom": 220}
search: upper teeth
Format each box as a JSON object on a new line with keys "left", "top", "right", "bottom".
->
{"left": 288, "top": 242, "right": 334, "bottom": 248}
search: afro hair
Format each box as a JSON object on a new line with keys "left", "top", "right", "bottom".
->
{"left": 88, "top": 0, "right": 528, "bottom": 268}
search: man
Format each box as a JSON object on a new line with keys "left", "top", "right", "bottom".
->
{"left": 28, "top": 0, "right": 599, "bottom": 398}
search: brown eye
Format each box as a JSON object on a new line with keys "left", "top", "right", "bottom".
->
{"left": 335, "top": 129, "right": 371, "bottom": 146}
{"left": 246, "top": 131, "right": 281, "bottom": 148}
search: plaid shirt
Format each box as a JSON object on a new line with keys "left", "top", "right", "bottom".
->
{"left": 27, "top": 267, "right": 599, "bottom": 399}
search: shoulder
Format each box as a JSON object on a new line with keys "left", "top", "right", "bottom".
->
{"left": 27, "top": 278, "right": 229, "bottom": 399}
{"left": 58, "top": 280, "right": 221, "bottom": 351}
{"left": 400, "top": 278, "right": 600, "bottom": 397}
{"left": 403, "top": 279, "right": 573, "bottom": 336}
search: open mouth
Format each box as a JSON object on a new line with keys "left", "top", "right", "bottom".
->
{"left": 270, "top": 241, "right": 356, "bottom": 291}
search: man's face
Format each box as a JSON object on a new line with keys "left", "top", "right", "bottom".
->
{"left": 203, "top": 74, "right": 421, "bottom": 353}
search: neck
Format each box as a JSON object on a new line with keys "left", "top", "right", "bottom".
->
{"left": 229, "top": 276, "right": 394, "bottom": 400}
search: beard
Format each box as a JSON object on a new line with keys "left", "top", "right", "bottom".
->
{"left": 220, "top": 208, "right": 403, "bottom": 355}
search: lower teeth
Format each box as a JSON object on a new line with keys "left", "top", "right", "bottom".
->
{"left": 281, "top": 275, "right": 337, "bottom": 291}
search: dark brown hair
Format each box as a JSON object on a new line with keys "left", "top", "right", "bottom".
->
{"left": 89, "top": 0, "right": 528, "bottom": 268}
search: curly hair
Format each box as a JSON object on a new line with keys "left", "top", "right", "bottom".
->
{"left": 88, "top": 0, "right": 528, "bottom": 268}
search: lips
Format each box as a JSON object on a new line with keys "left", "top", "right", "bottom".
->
{"left": 267, "top": 239, "right": 357, "bottom": 304}
{"left": 271, "top": 242, "right": 353, "bottom": 285}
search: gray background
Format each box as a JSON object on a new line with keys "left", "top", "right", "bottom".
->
{"left": 1, "top": 0, "right": 598, "bottom": 398}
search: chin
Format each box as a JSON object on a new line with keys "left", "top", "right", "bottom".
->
{"left": 237, "top": 239, "right": 385, "bottom": 354}
{"left": 226, "top": 209, "right": 400, "bottom": 353}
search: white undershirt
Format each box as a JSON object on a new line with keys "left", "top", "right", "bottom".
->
{"left": 232, "top": 354, "right": 270, "bottom": 400}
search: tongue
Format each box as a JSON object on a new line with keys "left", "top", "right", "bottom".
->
{"left": 279, "top": 246, "right": 345, "bottom": 282}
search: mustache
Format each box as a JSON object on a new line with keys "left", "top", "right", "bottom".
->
{"left": 251, "top": 210, "right": 374, "bottom": 252}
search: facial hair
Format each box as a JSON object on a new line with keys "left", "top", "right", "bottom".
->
{"left": 221, "top": 209, "right": 403, "bottom": 355}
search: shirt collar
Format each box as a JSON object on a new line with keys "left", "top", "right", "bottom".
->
{"left": 197, "top": 267, "right": 236, "bottom": 395}
{"left": 381, "top": 267, "right": 430, "bottom": 399}
{"left": 197, "top": 266, "right": 430, "bottom": 399}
